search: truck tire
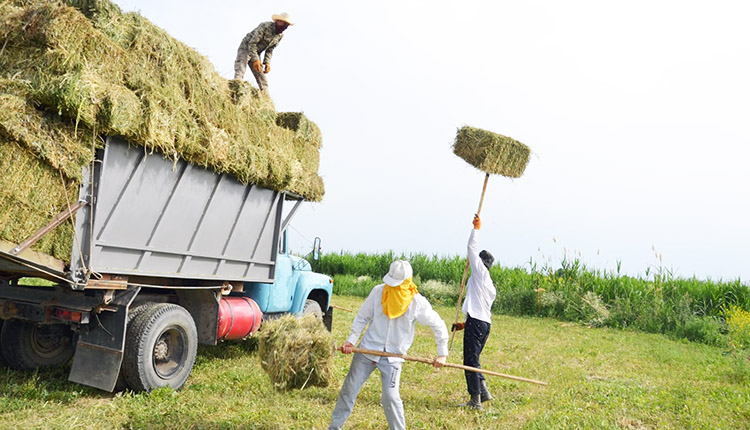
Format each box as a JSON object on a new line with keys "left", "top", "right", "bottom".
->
{"left": 122, "top": 303, "right": 197, "bottom": 391}
{"left": 302, "top": 299, "right": 323, "bottom": 320}
{"left": 127, "top": 302, "right": 155, "bottom": 324}
{"left": 114, "top": 302, "right": 158, "bottom": 391}
{"left": 0, "top": 320, "right": 74, "bottom": 370}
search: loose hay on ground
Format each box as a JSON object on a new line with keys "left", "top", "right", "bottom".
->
{"left": 257, "top": 315, "right": 334, "bottom": 391}
{"left": 453, "top": 126, "right": 531, "bottom": 178}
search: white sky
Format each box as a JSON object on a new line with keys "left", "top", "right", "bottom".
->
{"left": 112, "top": 0, "right": 750, "bottom": 283}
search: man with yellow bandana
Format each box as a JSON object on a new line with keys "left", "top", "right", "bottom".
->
{"left": 329, "top": 260, "right": 449, "bottom": 430}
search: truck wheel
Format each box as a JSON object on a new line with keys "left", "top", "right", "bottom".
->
{"left": 0, "top": 320, "right": 74, "bottom": 370}
{"left": 127, "top": 302, "right": 155, "bottom": 324}
{"left": 302, "top": 299, "right": 323, "bottom": 319}
{"left": 122, "top": 303, "right": 197, "bottom": 392}
{"left": 114, "top": 302, "right": 158, "bottom": 391}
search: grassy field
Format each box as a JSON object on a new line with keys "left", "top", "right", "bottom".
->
{"left": 1, "top": 294, "right": 748, "bottom": 429}
{"left": 314, "top": 252, "right": 750, "bottom": 349}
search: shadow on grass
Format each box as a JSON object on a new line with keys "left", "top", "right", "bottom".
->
{"left": 0, "top": 364, "right": 104, "bottom": 407}
{"left": 196, "top": 337, "right": 258, "bottom": 361}
{"left": 0, "top": 338, "right": 261, "bottom": 406}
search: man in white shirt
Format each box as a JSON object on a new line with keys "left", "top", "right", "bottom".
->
{"left": 329, "top": 260, "right": 449, "bottom": 430}
{"left": 452, "top": 214, "right": 497, "bottom": 410}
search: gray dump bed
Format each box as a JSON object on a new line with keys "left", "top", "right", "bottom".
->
{"left": 2, "top": 137, "right": 293, "bottom": 289}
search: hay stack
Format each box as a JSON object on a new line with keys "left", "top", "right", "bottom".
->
{"left": 257, "top": 315, "right": 334, "bottom": 391}
{"left": 0, "top": 141, "right": 77, "bottom": 258}
{"left": 453, "top": 126, "right": 531, "bottom": 178}
{"left": 0, "top": 0, "right": 324, "bottom": 261}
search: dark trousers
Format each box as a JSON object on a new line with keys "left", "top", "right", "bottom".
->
{"left": 463, "top": 314, "right": 491, "bottom": 395}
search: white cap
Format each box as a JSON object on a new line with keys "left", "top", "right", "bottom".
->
{"left": 383, "top": 260, "right": 413, "bottom": 287}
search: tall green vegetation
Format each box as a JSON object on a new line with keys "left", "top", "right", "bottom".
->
{"left": 722, "top": 305, "right": 750, "bottom": 381}
{"left": 314, "top": 252, "right": 750, "bottom": 348}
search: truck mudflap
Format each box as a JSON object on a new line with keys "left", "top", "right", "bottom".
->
{"left": 68, "top": 287, "right": 140, "bottom": 391}
{"left": 323, "top": 306, "right": 333, "bottom": 332}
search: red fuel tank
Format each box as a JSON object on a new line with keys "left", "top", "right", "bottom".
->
{"left": 217, "top": 297, "right": 262, "bottom": 340}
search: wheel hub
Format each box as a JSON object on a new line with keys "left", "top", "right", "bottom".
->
{"left": 30, "top": 325, "right": 69, "bottom": 358}
{"left": 152, "top": 327, "right": 187, "bottom": 379}
{"left": 154, "top": 340, "right": 169, "bottom": 361}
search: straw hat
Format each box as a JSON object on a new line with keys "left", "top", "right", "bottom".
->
{"left": 271, "top": 12, "right": 294, "bottom": 25}
{"left": 383, "top": 260, "right": 413, "bottom": 287}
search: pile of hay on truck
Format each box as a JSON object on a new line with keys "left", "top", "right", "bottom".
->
{"left": 0, "top": 0, "right": 335, "bottom": 394}
{"left": 0, "top": 0, "right": 324, "bottom": 262}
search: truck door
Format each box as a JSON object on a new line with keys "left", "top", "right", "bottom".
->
{"left": 262, "top": 230, "right": 295, "bottom": 312}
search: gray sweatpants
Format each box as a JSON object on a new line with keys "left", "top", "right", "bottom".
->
{"left": 329, "top": 353, "right": 405, "bottom": 430}
{"left": 233, "top": 45, "right": 268, "bottom": 91}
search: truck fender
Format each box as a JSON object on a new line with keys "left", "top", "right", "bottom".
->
{"left": 290, "top": 272, "right": 332, "bottom": 315}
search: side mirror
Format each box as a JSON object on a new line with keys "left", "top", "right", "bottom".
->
{"left": 312, "top": 237, "right": 321, "bottom": 261}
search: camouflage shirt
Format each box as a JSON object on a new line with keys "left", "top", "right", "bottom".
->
{"left": 240, "top": 21, "right": 284, "bottom": 65}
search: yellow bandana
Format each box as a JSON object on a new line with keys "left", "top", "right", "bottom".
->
{"left": 381, "top": 277, "right": 418, "bottom": 319}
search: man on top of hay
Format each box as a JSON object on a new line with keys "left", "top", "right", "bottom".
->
{"left": 451, "top": 215, "right": 497, "bottom": 410}
{"left": 233, "top": 12, "right": 293, "bottom": 91}
{"left": 329, "top": 260, "right": 449, "bottom": 430}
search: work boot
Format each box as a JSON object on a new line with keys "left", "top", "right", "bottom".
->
{"left": 480, "top": 380, "right": 493, "bottom": 403}
{"left": 459, "top": 394, "right": 483, "bottom": 411}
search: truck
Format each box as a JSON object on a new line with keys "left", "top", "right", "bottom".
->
{"left": 0, "top": 136, "right": 334, "bottom": 392}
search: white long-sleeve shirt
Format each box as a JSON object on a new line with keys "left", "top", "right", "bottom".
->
{"left": 346, "top": 284, "right": 449, "bottom": 362}
{"left": 461, "top": 229, "right": 497, "bottom": 323}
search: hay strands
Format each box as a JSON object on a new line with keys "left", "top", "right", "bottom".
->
{"left": 449, "top": 126, "right": 531, "bottom": 351}
{"left": 337, "top": 345, "right": 548, "bottom": 386}
{"left": 10, "top": 200, "right": 86, "bottom": 256}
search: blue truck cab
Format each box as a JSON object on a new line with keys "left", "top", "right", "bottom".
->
{"left": 242, "top": 229, "right": 334, "bottom": 330}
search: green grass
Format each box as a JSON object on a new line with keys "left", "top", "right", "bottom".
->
{"left": 1, "top": 294, "right": 748, "bottom": 429}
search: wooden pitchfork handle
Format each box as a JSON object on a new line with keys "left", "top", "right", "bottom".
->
{"left": 449, "top": 173, "right": 490, "bottom": 350}
{"left": 337, "top": 345, "right": 547, "bottom": 386}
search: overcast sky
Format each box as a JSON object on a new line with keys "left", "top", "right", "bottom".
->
{"left": 113, "top": 0, "right": 750, "bottom": 283}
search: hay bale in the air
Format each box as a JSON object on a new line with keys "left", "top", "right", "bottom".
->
{"left": 0, "top": 0, "right": 326, "bottom": 260}
{"left": 453, "top": 126, "right": 531, "bottom": 178}
{"left": 257, "top": 315, "right": 334, "bottom": 391}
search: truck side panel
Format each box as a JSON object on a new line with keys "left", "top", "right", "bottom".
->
{"left": 71, "top": 137, "right": 283, "bottom": 286}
